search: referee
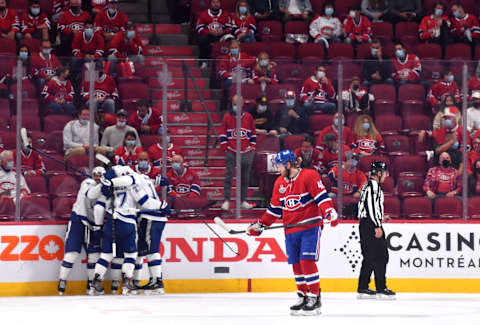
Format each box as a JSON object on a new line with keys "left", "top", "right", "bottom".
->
{"left": 356, "top": 161, "right": 396, "bottom": 299}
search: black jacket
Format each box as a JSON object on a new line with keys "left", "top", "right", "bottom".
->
{"left": 362, "top": 54, "right": 392, "bottom": 82}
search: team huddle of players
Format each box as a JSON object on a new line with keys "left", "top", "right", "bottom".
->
{"left": 57, "top": 164, "right": 170, "bottom": 296}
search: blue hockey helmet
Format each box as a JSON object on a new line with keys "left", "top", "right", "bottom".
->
{"left": 273, "top": 149, "right": 297, "bottom": 166}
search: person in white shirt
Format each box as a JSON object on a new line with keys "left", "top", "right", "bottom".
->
{"left": 467, "top": 91, "right": 480, "bottom": 134}
{"left": 0, "top": 150, "right": 30, "bottom": 203}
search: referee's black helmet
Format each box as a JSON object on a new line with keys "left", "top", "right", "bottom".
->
{"left": 370, "top": 161, "right": 387, "bottom": 174}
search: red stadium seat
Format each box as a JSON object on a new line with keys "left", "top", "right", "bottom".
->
{"left": 10, "top": 81, "right": 37, "bottom": 99}
{"left": 266, "top": 42, "right": 296, "bottom": 60}
{"left": 257, "top": 20, "right": 283, "bottom": 42}
{"left": 240, "top": 42, "right": 267, "bottom": 58}
{"left": 475, "top": 45, "right": 480, "bottom": 60}
{"left": 40, "top": 153, "right": 66, "bottom": 174}
{"left": 297, "top": 43, "right": 325, "bottom": 60}
{"left": 394, "top": 22, "right": 419, "bottom": 42}
{"left": 20, "top": 196, "right": 51, "bottom": 221}
{"left": 210, "top": 42, "right": 229, "bottom": 58}
{"left": 276, "top": 63, "right": 303, "bottom": 84}
{"left": 119, "top": 81, "right": 149, "bottom": 100}
{"left": 20, "top": 38, "right": 41, "bottom": 53}
{"left": 43, "top": 115, "right": 72, "bottom": 132}
{"left": 370, "top": 84, "right": 396, "bottom": 115}
{"left": 398, "top": 84, "right": 425, "bottom": 117}
{"left": 52, "top": 197, "right": 76, "bottom": 221}
{"left": 335, "top": 0, "right": 360, "bottom": 18}
{"left": 356, "top": 43, "right": 371, "bottom": 59}
{"left": 283, "top": 134, "right": 304, "bottom": 150}
{"left": 0, "top": 39, "right": 16, "bottom": 54}
{"left": 403, "top": 114, "right": 430, "bottom": 132}
{"left": 23, "top": 98, "right": 40, "bottom": 116}
{"left": 49, "top": 174, "right": 79, "bottom": 197}
{"left": 327, "top": 43, "right": 354, "bottom": 59}
{"left": 468, "top": 197, "right": 480, "bottom": 219}
{"left": 140, "top": 135, "right": 159, "bottom": 150}
{"left": 397, "top": 175, "right": 424, "bottom": 197}
{"left": 434, "top": 197, "right": 462, "bottom": 219}
{"left": 445, "top": 43, "right": 472, "bottom": 60}
{"left": 10, "top": 115, "right": 41, "bottom": 131}
{"left": 402, "top": 197, "right": 432, "bottom": 219}
{"left": 383, "top": 135, "right": 410, "bottom": 156}
{"left": 0, "top": 197, "right": 15, "bottom": 221}
{"left": 372, "top": 22, "right": 393, "bottom": 42}
{"left": 415, "top": 43, "right": 442, "bottom": 59}
{"left": 393, "top": 155, "right": 426, "bottom": 180}
{"left": 284, "top": 20, "right": 309, "bottom": 41}
{"left": 9, "top": 0, "right": 28, "bottom": 10}
{"left": 375, "top": 115, "right": 402, "bottom": 136}
{"left": 421, "top": 61, "right": 443, "bottom": 83}
{"left": 31, "top": 130, "right": 64, "bottom": 154}
{"left": 229, "top": 84, "right": 260, "bottom": 104}
{"left": 381, "top": 176, "right": 395, "bottom": 196}
{"left": 25, "top": 175, "right": 48, "bottom": 195}
{"left": 311, "top": 0, "right": 326, "bottom": 13}
{"left": 309, "top": 115, "right": 333, "bottom": 135}
{"left": 384, "top": 196, "right": 400, "bottom": 218}
{"left": 358, "top": 155, "right": 390, "bottom": 174}
{"left": 256, "top": 134, "right": 280, "bottom": 153}
{"left": 266, "top": 84, "right": 294, "bottom": 103}
{"left": 0, "top": 131, "right": 16, "bottom": 150}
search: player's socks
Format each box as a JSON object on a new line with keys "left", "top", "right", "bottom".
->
{"left": 110, "top": 259, "right": 123, "bottom": 293}
{"left": 59, "top": 252, "right": 79, "bottom": 283}
{"left": 300, "top": 259, "right": 320, "bottom": 296}
{"left": 147, "top": 253, "right": 162, "bottom": 279}
{"left": 122, "top": 253, "right": 137, "bottom": 279}
{"left": 87, "top": 253, "right": 100, "bottom": 282}
{"left": 292, "top": 263, "right": 308, "bottom": 294}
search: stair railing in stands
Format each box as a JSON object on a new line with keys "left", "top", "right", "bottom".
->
{"left": 180, "top": 60, "right": 219, "bottom": 166}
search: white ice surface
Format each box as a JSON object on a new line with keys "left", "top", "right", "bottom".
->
{"left": 1, "top": 293, "right": 480, "bottom": 325}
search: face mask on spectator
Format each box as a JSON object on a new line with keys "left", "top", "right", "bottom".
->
{"left": 349, "top": 10, "right": 356, "bottom": 18}
{"left": 259, "top": 59, "right": 269, "bottom": 67}
{"left": 371, "top": 48, "right": 378, "bottom": 56}
{"left": 325, "top": 7, "right": 334, "bottom": 16}
{"left": 447, "top": 75, "right": 454, "bottom": 83}
{"left": 126, "top": 30, "right": 135, "bottom": 39}
{"left": 42, "top": 48, "right": 51, "bottom": 55}
{"left": 117, "top": 121, "right": 126, "bottom": 127}
{"left": 5, "top": 161, "right": 14, "bottom": 170}
{"left": 108, "top": 8, "right": 117, "bottom": 15}
{"left": 454, "top": 10, "right": 462, "bottom": 18}
{"left": 210, "top": 7, "right": 220, "bottom": 14}
{"left": 444, "top": 119, "right": 453, "bottom": 128}
{"left": 79, "top": 119, "right": 88, "bottom": 126}
{"left": 395, "top": 49, "right": 404, "bottom": 58}
{"left": 71, "top": 6, "right": 80, "bottom": 14}
{"left": 350, "top": 159, "right": 358, "bottom": 167}
{"left": 126, "top": 139, "right": 136, "bottom": 147}
{"left": 239, "top": 6, "right": 247, "bottom": 14}
{"left": 258, "top": 105, "right": 267, "bottom": 113}
{"left": 138, "top": 160, "right": 149, "bottom": 169}
{"left": 172, "top": 162, "right": 182, "bottom": 172}
{"left": 230, "top": 48, "right": 239, "bottom": 56}
{"left": 84, "top": 28, "right": 94, "bottom": 38}
{"left": 352, "top": 84, "right": 360, "bottom": 90}
{"left": 316, "top": 71, "right": 325, "bottom": 79}
{"left": 441, "top": 159, "right": 451, "bottom": 168}
{"left": 232, "top": 105, "right": 238, "bottom": 113}
{"left": 334, "top": 118, "right": 339, "bottom": 126}
{"left": 452, "top": 141, "right": 459, "bottom": 150}
{"left": 362, "top": 122, "right": 370, "bottom": 131}
{"left": 19, "top": 51, "right": 28, "bottom": 60}
{"left": 30, "top": 7, "right": 40, "bottom": 16}
{"left": 434, "top": 8, "right": 443, "bottom": 16}
{"left": 285, "top": 99, "right": 295, "bottom": 107}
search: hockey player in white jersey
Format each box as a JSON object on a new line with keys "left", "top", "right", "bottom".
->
{"left": 58, "top": 167, "right": 106, "bottom": 295}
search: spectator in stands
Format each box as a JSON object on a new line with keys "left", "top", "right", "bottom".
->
{"left": 167, "top": 154, "right": 201, "bottom": 198}
{"left": 248, "top": 0, "right": 280, "bottom": 21}
{"left": 72, "top": 20, "right": 105, "bottom": 61}
{"left": 102, "top": 109, "right": 140, "bottom": 153}
{"left": 341, "top": 76, "right": 374, "bottom": 113}
{"left": 220, "top": 95, "right": 256, "bottom": 211}
{"left": 392, "top": 41, "right": 422, "bottom": 85}
{"left": 249, "top": 95, "right": 277, "bottom": 136}
{"left": 41, "top": 66, "right": 76, "bottom": 116}
{"left": 468, "top": 66, "right": 480, "bottom": 95}
{"left": 309, "top": 2, "right": 342, "bottom": 51}
{"left": 127, "top": 99, "right": 163, "bottom": 135}
{"left": 58, "top": 0, "right": 92, "bottom": 57}
{"left": 294, "top": 135, "right": 321, "bottom": 172}
{"left": 278, "top": 0, "right": 312, "bottom": 22}
{"left": 361, "top": 0, "right": 389, "bottom": 22}
{"left": 467, "top": 137, "right": 480, "bottom": 174}
{"left": 467, "top": 92, "right": 480, "bottom": 134}
{"left": 318, "top": 132, "right": 350, "bottom": 175}
{"left": 1, "top": 45, "right": 31, "bottom": 85}
{"left": 62, "top": 107, "right": 107, "bottom": 159}
{"left": 0, "top": 150, "right": 30, "bottom": 203}
{"left": 424, "top": 151, "right": 461, "bottom": 199}
{"left": 467, "top": 159, "right": 480, "bottom": 196}
{"left": 433, "top": 104, "right": 461, "bottom": 130}
{"left": 13, "top": 132, "right": 46, "bottom": 176}
{"left": 251, "top": 51, "right": 278, "bottom": 86}
{"left": 81, "top": 61, "right": 118, "bottom": 113}
{"left": 450, "top": 2, "right": 480, "bottom": 45}
{"left": 94, "top": 0, "right": 128, "bottom": 42}
{"left": 352, "top": 114, "right": 385, "bottom": 156}
{"left": 196, "top": 0, "right": 234, "bottom": 68}
{"left": 31, "top": 40, "right": 62, "bottom": 89}
{"left": 427, "top": 70, "right": 460, "bottom": 113}
{"left": 388, "top": 0, "right": 423, "bottom": 23}
{"left": 328, "top": 152, "right": 366, "bottom": 199}
{"left": 300, "top": 64, "right": 336, "bottom": 114}
{"left": 343, "top": 4, "right": 372, "bottom": 46}
{"left": 316, "top": 113, "right": 354, "bottom": 151}
{"left": 108, "top": 21, "right": 144, "bottom": 71}
{"left": 274, "top": 90, "right": 309, "bottom": 138}
{"left": 134, "top": 152, "right": 160, "bottom": 179}
{"left": 147, "top": 133, "right": 183, "bottom": 167}
{"left": 20, "top": 0, "right": 50, "bottom": 41}
{"left": 0, "top": 0, "right": 19, "bottom": 40}
{"left": 52, "top": 0, "right": 70, "bottom": 23}
{"left": 113, "top": 130, "right": 143, "bottom": 167}
{"left": 94, "top": 106, "right": 116, "bottom": 136}
{"left": 362, "top": 39, "right": 393, "bottom": 86}
{"left": 418, "top": 1, "right": 451, "bottom": 45}
{"left": 231, "top": 0, "right": 256, "bottom": 43}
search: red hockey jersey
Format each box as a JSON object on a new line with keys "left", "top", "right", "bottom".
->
{"left": 41, "top": 77, "right": 74, "bottom": 103}
{"left": 316, "top": 125, "right": 355, "bottom": 151}
{"left": 419, "top": 14, "right": 450, "bottom": 40}
{"left": 450, "top": 13, "right": 480, "bottom": 40}
{"left": 11, "top": 149, "right": 46, "bottom": 176}
{"left": 319, "top": 144, "right": 350, "bottom": 174}
{"left": 127, "top": 107, "right": 162, "bottom": 134}
{"left": 147, "top": 143, "right": 184, "bottom": 167}
{"left": 432, "top": 126, "right": 470, "bottom": 146}
{"left": 81, "top": 74, "right": 118, "bottom": 101}
{"left": 300, "top": 76, "right": 336, "bottom": 103}
{"left": 294, "top": 147, "right": 322, "bottom": 172}
{"left": 133, "top": 164, "right": 161, "bottom": 180}
{"left": 230, "top": 14, "right": 256, "bottom": 36}
{"left": 114, "top": 146, "right": 143, "bottom": 166}
{"left": 167, "top": 167, "right": 201, "bottom": 198}
{"left": 72, "top": 31, "right": 105, "bottom": 57}
{"left": 353, "top": 134, "right": 385, "bottom": 155}
{"left": 328, "top": 165, "right": 366, "bottom": 195}
{"left": 468, "top": 76, "right": 480, "bottom": 97}
{"left": 260, "top": 168, "right": 335, "bottom": 234}
{"left": 30, "top": 52, "right": 62, "bottom": 80}
{"left": 108, "top": 30, "right": 143, "bottom": 58}
{"left": 217, "top": 53, "right": 255, "bottom": 80}
{"left": 58, "top": 8, "right": 91, "bottom": 35}
{"left": 94, "top": 9, "right": 128, "bottom": 34}
{"left": 392, "top": 54, "right": 422, "bottom": 83}
{"left": 343, "top": 15, "right": 372, "bottom": 42}
{"left": 53, "top": 0, "right": 69, "bottom": 16}
{"left": 0, "top": 9, "right": 20, "bottom": 33}
{"left": 21, "top": 12, "right": 51, "bottom": 35}
{"left": 427, "top": 80, "right": 460, "bottom": 107}
{"left": 219, "top": 111, "right": 256, "bottom": 153}
{"left": 195, "top": 9, "right": 232, "bottom": 36}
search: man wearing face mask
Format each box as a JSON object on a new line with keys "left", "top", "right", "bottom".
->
{"left": 300, "top": 65, "right": 336, "bottom": 114}
{"left": 167, "top": 154, "right": 201, "bottom": 198}
{"left": 134, "top": 152, "right": 161, "bottom": 180}
{"left": 427, "top": 70, "right": 460, "bottom": 112}
{"left": 72, "top": 20, "right": 105, "bottom": 60}
{"left": 467, "top": 92, "right": 480, "bottom": 134}
{"left": 101, "top": 109, "right": 140, "bottom": 152}
{"left": 449, "top": 2, "right": 480, "bottom": 45}
{"left": 113, "top": 130, "right": 142, "bottom": 166}
{"left": 0, "top": 150, "right": 30, "bottom": 203}
{"left": 309, "top": 2, "right": 342, "bottom": 50}
{"left": 341, "top": 76, "right": 374, "bottom": 113}
{"left": 328, "top": 152, "right": 366, "bottom": 199}
{"left": 41, "top": 66, "right": 76, "bottom": 116}
{"left": 147, "top": 132, "right": 184, "bottom": 168}
{"left": 362, "top": 39, "right": 392, "bottom": 86}
{"left": 293, "top": 136, "right": 322, "bottom": 172}
{"left": 20, "top": 0, "right": 50, "bottom": 41}
{"left": 418, "top": 2, "right": 450, "bottom": 44}
{"left": 81, "top": 61, "right": 118, "bottom": 114}
{"left": 31, "top": 40, "right": 62, "bottom": 89}
{"left": 127, "top": 99, "right": 163, "bottom": 135}
{"left": 249, "top": 95, "right": 277, "bottom": 136}
{"left": 94, "top": 0, "right": 128, "bottom": 42}
{"left": 392, "top": 41, "right": 421, "bottom": 84}
{"left": 388, "top": 0, "right": 423, "bottom": 23}
{"left": 12, "top": 132, "right": 46, "bottom": 176}
{"left": 316, "top": 113, "right": 354, "bottom": 151}
{"left": 0, "top": 0, "right": 19, "bottom": 40}
{"left": 274, "top": 90, "right": 309, "bottom": 138}
{"left": 319, "top": 133, "right": 350, "bottom": 176}
{"left": 343, "top": 4, "right": 372, "bottom": 45}
{"left": 424, "top": 151, "right": 461, "bottom": 200}
{"left": 58, "top": 0, "right": 92, "bottom": 56}
{"left": 108, "top": 21, "right": 143, "bottom": 62}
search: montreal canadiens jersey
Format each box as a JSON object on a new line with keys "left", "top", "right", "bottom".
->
{"left": 260, "top": 169, "right": 334, "bottom": 234}
{"left": 167, "top": 167, "right": 201, "bottom": 198}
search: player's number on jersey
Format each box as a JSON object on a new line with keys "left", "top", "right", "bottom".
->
{"left": 116, "top": 191, "right": 127, "bottom": 207}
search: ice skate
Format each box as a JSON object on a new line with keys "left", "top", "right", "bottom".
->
{"left": 111, "top": 280, "right": 120, "bottom": 294}
{"left": 91, "top": 274, "right": 104, "bottom": 295}
{"left": 301, "top": 294, "right": 321, "bottom": 316}
{"left": 143, "top": 277, "right": 165, "bottom": 295}
{"left": 121, "top": 275, "right": 137, "bottom": 295}
{"left": 86, "top": 280, "right": 95, "bottom": 296}
{"left": 376, "top": 288, "right": 396, "bottom": 300}
{"left": 357, "top": 288, "right": 377, "bottom": 299}
{"left": 289, "top": 291, "right": 306, "bottom": 316}
{"left": 57, "top": 280, "right": 66, "bottom": 296}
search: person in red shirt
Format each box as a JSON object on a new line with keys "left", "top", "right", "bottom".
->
{"left": 300, "top": 64, "right": 336, "bottom": 114}
{"left": 81, "top": 61, "right": 118, "bottom": 113}
{"left": 94, "top": 0, "right": 128, "bottom": 42}
{"left": 418, "top": 2, "right": 450, "bottom": 44}
{"left": 467, "top": 71, "right": 480, "bottom": 97}
{"left": 20, "top": 0, "right": 50, "bottom": 41}
{"left": 167, "top": 154, "right": 201, "bottom": 198}
{"left": 343, "top": 4, "right": 372, "bottom": 46}
{"left": 468, "top": 158, "right": 480, "bottom": 196}
{"left": 352, "top": 114, "right": 385, "bottom": 156}
{"left": 127, "top": 99, "right": 163, "bottom": 135}
{"left": 147, "top": 136, "right": 183, "bottom": 168}
{"left": 133, "top": 151, "right": 161, "bottom": 181}
{"left": 251, "top": 51, "right": 278, "bottom": 85}
{"left": 427, "top": 70, "right": 460, "bottom": 112}
{"left": 113, "top": 130, "right": 143, "bottom": 167}
{"left": 318, "top": 132, "right": 350, "bottom": 175}
{"left": 108, "top": 21, "right": 143, "bottom": 59}
{"left": 72, "top": 20, "right": 105, "bottom": 59}
{"left": 41, "top": 66, "right": 76, "bottom": 116}
{"left": 392, "top": 41, "right": 422, "bottom": 84}
{"left": 328, "top": 153, "right": 366, "bottom": 199}
{"left": 316, "top": 113, "right": 355, "bottom": 151}
{"left": 231, "top": 0, "right": 256, "bottom": 42}
{"left": 423, "top": 151, "right": 461, "bottom": 199}
{"left": 58, "top": 0, "right": 92, "bottom": 56}
{"left": 0, "top": 0, "right": 19, "bottom": 39}
{"left": 91, "top": 0, "right": 107, "bottom": 17}
{"left": 13, "top": 132, "right": 46, "bottom": 176}
{"left": 0, "top": 45, "right": 32, "bottom": 86}
{"left": 31, "top": 40, "right": 62, "bottom": 89}
{"left": 467, "top": 136, "right": 480, "bottom": 174}
{"left": 294, "top": 136, "right": 322, "bottom": 173}
{"left": 450, "top": 2, "right": 480, "bottom": 45}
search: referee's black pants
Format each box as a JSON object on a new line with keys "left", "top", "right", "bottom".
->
{"left": 357, "top": 218, "right": 389, "bottom": 291}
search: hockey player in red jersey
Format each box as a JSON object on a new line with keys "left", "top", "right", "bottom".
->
{"left": 392, "top": 42, "right": 422, "bottom": 84}
{"left": 167, "top": 154, "right": 201, "bottom": 198}
{"left": 94, "top": 0, "right": 128, "bottom": 42}
{"left": 20, "top": 0, "right": 50, "bottom": 41}
{"left": 247, "top": 149, "right": 338, "bottom": 316}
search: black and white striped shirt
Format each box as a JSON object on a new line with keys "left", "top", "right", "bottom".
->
{"left": 357, "top": 178, "right": 384, "bottom": 227}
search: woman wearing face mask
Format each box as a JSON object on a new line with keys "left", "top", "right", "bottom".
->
{"left": 21, "top": 0, "right": 50, "bottom": 41}
{"left": 231, "top": 0, "right": 256, "bottom": 43}
{"left": 391, "top": 41, "right": 421, "bottom": 84}
{"left": 1, "top": 46, "right": 31, "bottom": 87}
{"left": 424, "top": 151, "right": 461, "bottom": 200}
{"left": 251, "top": 52, "right": 278, "bottom": 85}
{"left": 427, "top": 70, "right": 460, "bottom": 113}
{"left": 309, "top": 2, "right": 342, "bottom": 51}
{"left": 449, "top": 2, "right": 480, "bottom": 45}
{"left": 114, "top": 131, "right": 143, "bottom": 167}
{"left": 352, "top": 115, "right": 385, "bottom": 157}
{"left": 249, "top": 95, "right": 278, "bottom": 136}
{"left": 418, "top": 2, "right": 450, "bottom": 44}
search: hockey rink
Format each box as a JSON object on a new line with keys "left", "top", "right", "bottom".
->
{"left": 1, "top": 292, "right": 480, "bottom": 325}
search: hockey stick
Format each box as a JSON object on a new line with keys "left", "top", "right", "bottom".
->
{"left": 202, "top": 220, "right": 239, "bottom": 255}
{"left": 214, "top": 217, "right": 330, "bottom": 235}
